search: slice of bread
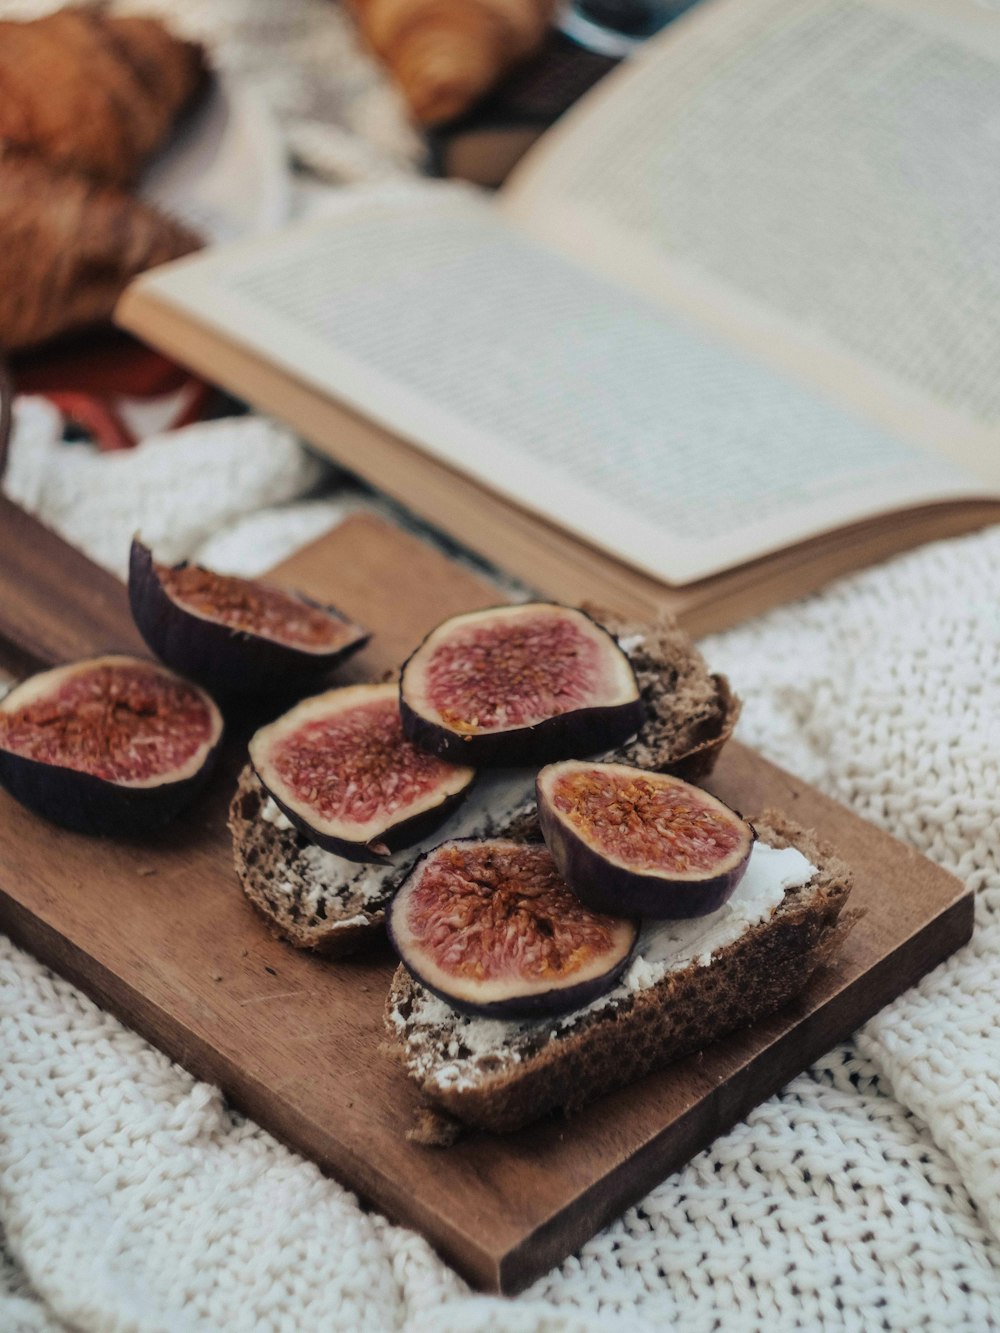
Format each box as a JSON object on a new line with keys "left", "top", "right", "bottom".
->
{"left": 229, "top": 764, "right": 395, "bottom": 956}
{"left": 597, "top": 607, "right": 740, "bottom": 782}
{"left": 228, "top": 610, "right": 740, "bottom": 955}
{"left": 384, "top": 812, "right": 857, "bottom": 1139}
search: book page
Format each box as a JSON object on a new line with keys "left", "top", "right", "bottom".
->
{"left": 503, "top": 0, "right": 1000, "bottom": 477}
{"left": 127, "top": 187, "right": 990, "bottom": 586}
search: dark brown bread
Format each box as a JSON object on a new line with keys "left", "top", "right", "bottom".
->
{"left": 385, "top": 812, "right": 857, "bottom": 1137}
{"left": 228, "top": 611, "right": 740, "bottom": 955}
{"left": 228, "top": 764, "right": 388, "bottom": 957}
{"left": 598, "top": 607, "right": 740, "bottom": 781}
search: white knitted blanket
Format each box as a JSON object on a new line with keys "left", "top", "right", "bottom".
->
{"left": 3, "top": 2, "right": 1000, "bottom": 1327}
{"left": 4, "top": 401, "right": 1000, "bottom": 1333}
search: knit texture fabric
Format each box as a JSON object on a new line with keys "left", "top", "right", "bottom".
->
{"left": 3, "top": 396, "right": 1000, "bottom": 1332}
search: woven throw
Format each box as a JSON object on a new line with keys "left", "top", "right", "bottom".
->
{"left": 3, "top": 396, "right": 1000, "bottom": 1332}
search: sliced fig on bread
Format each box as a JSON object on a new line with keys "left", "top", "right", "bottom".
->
{"left": 249, "top": 682, "right": 475, "bottom": 863}
{"left": 234, "top": 608, "right": 742, "bottom": 957}
{"left": 400, "top": 603, "right": 643, "bottom": 766}
{"left": 387, "top": 837, "right": 638, "bottom": 1019}
{"left": 537, "top": 760, "right": 754, "bottom": 919}
{"left": 385, "top": 813, "right": 857, "bottom": 1137}
{"left": 228, "top": 765, "right": 396, "bottom": 957}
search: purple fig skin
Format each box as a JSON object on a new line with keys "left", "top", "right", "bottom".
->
{"left": 399, "top": 698, "right": 645, "bottom": 767}
{"left": 536, "top": 761, "right": 756, "bottom": 920}
{"left": 386, "top": 838, "right": 639, "bottom": 1019}
{"left": 399, "top": 603, "right": 644, "bottom": 767}
{"left": 0, "top": 745, "right": 220, "bottom": 836}
{"left": 129, "top": 538, "right": 370, "bottom": 698}
{"left": 392, "top": 945, "right": 635, "bottom": 1021}
{"left": 0, "top": 658, "right": 224, "bottom": 836}
{"left": 251, "top": 764, "right": 475, "bottom": 865}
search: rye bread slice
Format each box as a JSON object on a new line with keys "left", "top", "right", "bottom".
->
{"left": 598, "top": 607, "right": 740, "bottom": 782}
{"left": 228, "top": 764, "right": 395, "bottom": 956}
{"left": 384, "top": 812, "right": 858, "bottom": 1138}
{"left": 228, "top": 610, "right": 740, "bottom": 956}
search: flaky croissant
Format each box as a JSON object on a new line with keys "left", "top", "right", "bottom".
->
{"left": 0, "top": 7, "right": 207, "bottom": 186}
{"left": 349, "top": 0, "right": 555, "bottom": 125}
{"left": 0, "top": 151, "right": 200, "bottom": 352}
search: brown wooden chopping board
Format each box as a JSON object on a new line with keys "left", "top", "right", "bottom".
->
{"left": 0, "top": 500, "right": 973, "bottom": 1293}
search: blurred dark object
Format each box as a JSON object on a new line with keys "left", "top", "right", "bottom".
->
{"left": 559, "top": 0, "right": 697, "bottom": 53}
{"left": 0, "top": 355, "right": 12, "bottom": 482}
{"left": 427, "top": 29, "right": 615, "bottom": 186}
{"left": 348, "top": 0, "right": 556, "bottom": 128}
{"left": 427, "top": 0, "right": 697, "bottom": 186}
{"left": 10, "top": 329, "right": 213, "bottom": 451}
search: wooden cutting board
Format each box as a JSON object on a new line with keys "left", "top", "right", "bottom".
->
{"left": 0, "top": 501, "right": 974, "bottom": 1293}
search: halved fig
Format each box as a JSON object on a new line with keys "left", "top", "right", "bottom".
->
{"left": 387, "top": 837, "right": 638, "bottom": 1018}
{"left": 129, "top": 537, "right": 369, "bottom": 696}
{"left": 399, "top": 603, "right": 643, "bottom": 766}
{"left": 248, "top": 682, "right": 475, "bottom": 863}
{"left": 537, "top": 759, "right": 755, "bottom": 919}
{"left": 0, "top": 654, "right": 223, "bottom": 834}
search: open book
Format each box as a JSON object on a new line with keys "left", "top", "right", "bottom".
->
{"left": 117, "top": 0, "right": 1000, "bottom": 634}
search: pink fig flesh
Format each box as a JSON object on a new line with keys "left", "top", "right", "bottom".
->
{"left": 537, "top": 760, "right": 755, "bottom": 919}
{"left": 400, "top": 603, "right": 643, "bottom": 766}
{"left": 129, "top": 537, "right": 369, "bottom": 696}
{"left": 0, "top": 654, "right": 223, "bottom": 833}
{"left": 249, "top": 682, "right": 475, "bottom": 863}
{"left": 387, "top": 837, "right": 638, "bottom": 1018}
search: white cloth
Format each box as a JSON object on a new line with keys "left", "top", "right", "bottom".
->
{"left": 2, "top": 399, "right": 328, "bottom": 580}
{"left": 3, "top": 396, "right": 1000, "bottom": 1331}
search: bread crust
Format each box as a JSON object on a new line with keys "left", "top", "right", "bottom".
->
{"left": 595, "top": 607, "right": 740, "bottom": 782}
{"left": 385, "top": 812, "right": 858, "bottom": 1136}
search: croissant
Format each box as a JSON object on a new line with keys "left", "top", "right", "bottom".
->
{"left": 0, "top": 7, "right": 207, "bottom": 186}
{"left": 349, "top": 0, "right": 555, "bottom": 125}
{"left": 0, "top": 151, "right": 200, "bottom": 352}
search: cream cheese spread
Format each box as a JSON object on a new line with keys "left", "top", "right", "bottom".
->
{"left": 263, "top": 768, "right": 538, "bottom": 914}
{"left": 260, "top": 796, "right": 294, "bottom": 831}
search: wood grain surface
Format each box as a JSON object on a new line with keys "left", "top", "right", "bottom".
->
{"left": 0, "top": 508, "right": 974, "bottom": 1293}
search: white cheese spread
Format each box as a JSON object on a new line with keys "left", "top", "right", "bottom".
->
{"left": 261, "top": 769, "right": 538, "bottom": 915}
{"left": 260, "top": 797, "right": 294, "bottom": 831}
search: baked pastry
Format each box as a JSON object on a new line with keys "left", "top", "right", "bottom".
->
{"left": 227, "top": 610, "right": 740, "bottom": 955}
{"left": 0, "top": 7, "right": 207, "bottom": 186}
{"left": 0, "top": 150, "right": 200, "bottom": 352}
{"left": 348, "top": 0, "right": 555, "bottom": 125}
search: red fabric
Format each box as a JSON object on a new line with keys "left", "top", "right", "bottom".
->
{"left": 10, "top": 328, "right": 212, "bottom": 450}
